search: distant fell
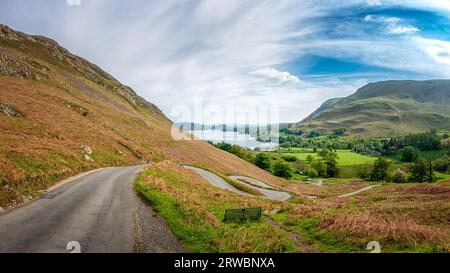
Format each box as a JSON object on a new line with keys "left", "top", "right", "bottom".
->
{"left": 293, "top": 80, "right": 450, "bottom": 136}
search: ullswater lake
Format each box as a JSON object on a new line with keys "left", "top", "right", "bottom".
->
{"left": 187, "top": 129, "right": 279, "bottom": 150}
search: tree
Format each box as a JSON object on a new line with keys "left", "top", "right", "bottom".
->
{"left": 255, "top": 153, "right": 272, "bottom": 170}
{"left": 370, "top": 157, "right": 391, "bottom": 182}
{"left": 311, "top": 159, "right": 326, "bottom": 177}
{"left": 273, "top": 159, "right": 294, "bottom": 179}
{"left": 409, "top": 158, "right": 431, "bottom": 183}
{"left": 324, "top": 152, "right": 339, "bottom": 178}
{"left": 306, "top": 155, "right": 314, "bottom": 163}
{"left": 391, "top": 168, "right": 408, "bottom": 183}
{"left": 401, "top": 146, "right": 419, "bottom": 162}
{"left": 307, "top": 168, "right": 318, "bottom": 178}
{"left": 309, "top": 131, "right": 321, "bottom": 138}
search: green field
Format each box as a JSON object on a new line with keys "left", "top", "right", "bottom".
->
{"left": 282, "top": 150, "right": 376, "bottom": 166}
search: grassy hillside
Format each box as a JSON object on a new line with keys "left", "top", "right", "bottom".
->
{"left": 293, "top": 80, "right": 450, "bottom": 136}
{"left": 0, "top": 24, "right": 283, "bottom": 208}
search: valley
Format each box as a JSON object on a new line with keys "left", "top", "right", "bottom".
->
{"left": 0, "top": 24, "right": 449, "bottom": 254}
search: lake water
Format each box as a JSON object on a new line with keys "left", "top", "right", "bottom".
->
{"left": 188, "top": 129, "right": 279, "bottom": 150}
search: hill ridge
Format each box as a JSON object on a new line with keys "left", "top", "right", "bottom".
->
{"left": 295, "top": 79, "right": 450, "bottom": 136}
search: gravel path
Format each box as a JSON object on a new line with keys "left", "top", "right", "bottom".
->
{"left": 338, "top": 184, "right": 382, "bottom": 198}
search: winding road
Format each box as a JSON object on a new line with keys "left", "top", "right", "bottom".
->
{"left": 0, "top": 166, "right": 184, "bottom": 253}
{"left": 184, "top": 166, "right": 291, "bottom": 201}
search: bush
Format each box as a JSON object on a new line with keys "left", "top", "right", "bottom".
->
{"left": 311, "top": 160, "right": 326, "bottom": 177}
{"left": 281, "top": 155, "right": 297, "bottom": 162}
{"left": 401, "top": 146, "right": 419, "bottom": 162}
{"left": 254, "top": 153, "right": 272, "bottom": 170}
{"left": 273, "top": 159, "right": 294, "bottom": 179}
{"left": 391, "top": 168, "right": 408, "bottom": 183}
{"left": 307, "top": 168, "right": 318, "bottom": 178}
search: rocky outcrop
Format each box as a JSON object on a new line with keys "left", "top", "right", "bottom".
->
{"left": 0, "top": 103, "right": 24, "bottom": 117}
{"left": 81, "top": 145, "right": 94, "bottom": 162}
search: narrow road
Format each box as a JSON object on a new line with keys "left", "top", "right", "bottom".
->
{"left": 338, "top": 184, "right": 382, "bottom": 198}
{"left": 0, "top": 166, "right": 184, "bottom": 253}
{"left": 185, "top": 166, "right": 291, "bottom": 201}
{"left": 229, "top": 176, "right": 275, "bottom": 189}
{"left": 229, "top": 177, "right": 292, "bottom": 201}
{"left": 184, "top": 166, "right": 251, "bottom": 196}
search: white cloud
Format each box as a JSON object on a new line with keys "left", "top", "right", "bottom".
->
{"left": 416, "top": 37, "right": 450, "bottom": 65}
{"left": 367, "top": 0, "right": 382, "bottom": 6}
{"left": 251, "top": 68, "right": 302, "bottom": 84}
{"left": 1, "top": 0, "right": 449, "bottom": 123}
{"left": 364, "top": 15, "right": 420, "bottom": 35}
{"left": 386, "top": 25, "right": 420, "bottom": 34}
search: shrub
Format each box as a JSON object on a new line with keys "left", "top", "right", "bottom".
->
{"left": 281, "top": 155, "right": 297, "bottom": 162}
{"left": 391, "top": 168, "right": 408, "bottom": 183}
{"left": 307, "top": 168, "right": 318, "bottom": 178}
{"left": 401, "top": 146, "right": 419, "bottom": 162}
{"left": 311, "top": 160, "right": 326, "bottom": 177}
{"left": 273, "top": 159, "right": 294, "bottom": 179}
{"left": 254, "top": 153, "right": 272, "bottom": 171}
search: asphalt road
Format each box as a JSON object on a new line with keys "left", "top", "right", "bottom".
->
{"left": 0, "top": 166, "right": 184, "bottom": 253}
{"left": 184, "top": 166, "right": 251, "bottom": 196}
{"left": 185, "top": 166, "right": 291, "bottom": 201}
{"left": 229, "top": 176, "right": 292, "bottom": 201}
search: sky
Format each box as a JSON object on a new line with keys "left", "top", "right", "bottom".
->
{"left": 1, "top": 0, "right": 450, "bottom": 124}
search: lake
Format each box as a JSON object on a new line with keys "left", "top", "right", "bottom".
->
{"left": 188, "top": 129, "right": 279, "bottom": 150}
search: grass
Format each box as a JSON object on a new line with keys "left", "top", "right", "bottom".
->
{"left": 135, "top": 161, "right": 298, "bottom": 253}
{"left": 269, "top": 183, "right": 450, "bottom": 253}
{"left": 282, "top": 150, "right": 376, "bottom": 166}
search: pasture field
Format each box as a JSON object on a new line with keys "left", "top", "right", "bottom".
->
{"left": 282, "top": 150, "right": 377, "bottom": 166}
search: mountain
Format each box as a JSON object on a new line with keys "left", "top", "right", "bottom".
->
{"left": 0, "top": 24, "right": 280, "bottom": 208}
{"left": 292, "top": 80, "right": 450, "bottom": 136}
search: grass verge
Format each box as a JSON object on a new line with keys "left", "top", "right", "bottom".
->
{"left": 135, "top": 161, "right": 297, "bottom": 253}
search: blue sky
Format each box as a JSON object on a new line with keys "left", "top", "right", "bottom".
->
{"left": 1, "top": 0, "right": 449, "bottom": 123}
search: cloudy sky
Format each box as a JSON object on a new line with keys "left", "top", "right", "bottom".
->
{"left": 1, "top": 0, "right": 450, "bottom": 123}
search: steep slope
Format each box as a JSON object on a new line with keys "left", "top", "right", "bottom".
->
{"left": 293, "top": 80, "right": 450, "bottom": 136}
{"left": 0, "top": 25, "right": 283, "bottom": 208}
